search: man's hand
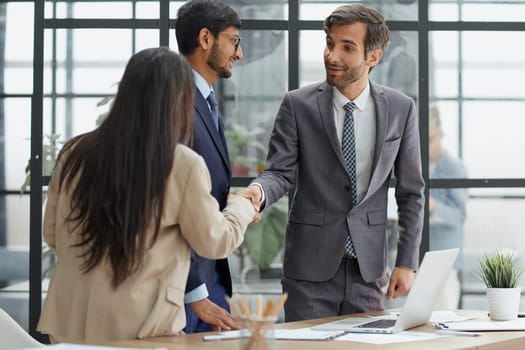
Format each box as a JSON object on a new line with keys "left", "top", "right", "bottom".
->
{"left": 190, "top": 298, "right": 240, "bottom": 331}
{"left": 386, "top": 266, "right": 415, "bottom": 299}
{"left": 237, "top": 186, "right": 262, "bottom": 223}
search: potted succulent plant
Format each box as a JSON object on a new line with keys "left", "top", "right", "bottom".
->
{"left": 478, "top": 250, "right": 524, "bottom": 320}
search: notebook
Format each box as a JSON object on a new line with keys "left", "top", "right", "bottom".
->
{"left": 312, "top": 248, "right": 459, "bottom": 334}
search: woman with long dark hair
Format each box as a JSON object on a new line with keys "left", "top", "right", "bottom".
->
{"left": 37, "top": 47, "right": 256, "bottom": 343}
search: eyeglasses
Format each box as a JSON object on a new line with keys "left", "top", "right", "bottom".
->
{"left": 219, "top": 32, "right": 242, "bottom": 53}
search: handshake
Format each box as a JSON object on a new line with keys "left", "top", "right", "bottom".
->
{"left": 236, "top": 185, "right": 263, "bottom": 223}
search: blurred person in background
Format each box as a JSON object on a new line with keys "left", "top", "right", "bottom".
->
{"left": 429, "top": 104, "right": 468, "bottom": 309}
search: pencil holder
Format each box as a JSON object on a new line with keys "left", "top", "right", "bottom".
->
{"left": 240, "top": 316, "right": 276, "bottom": 350}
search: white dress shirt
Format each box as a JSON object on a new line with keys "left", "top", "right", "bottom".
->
{"left": 332, "top": 82, "right": 376, "bottom": 204}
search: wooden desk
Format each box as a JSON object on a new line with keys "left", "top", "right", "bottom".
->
{"left": 106, "top": 311, "right": 525, "bottom": 350}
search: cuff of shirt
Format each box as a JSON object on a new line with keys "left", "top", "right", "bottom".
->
{"left": 250, "top": 182, "right": 266, "bottom": 205}
{"left": 184, "top": 284, "right": 209, "bottom": 304}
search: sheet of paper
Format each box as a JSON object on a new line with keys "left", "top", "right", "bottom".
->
{"left": 274, "top": 328, "right": 345, "bottom": 340}
{"left": 203, "top": 328, "right": 345, "bottom": 341}
{"left": 443, "top": 319, "right": 525, "bottom": 331}
{"left": 203, "top": 330, "right": 242, "bottom": 341}
{"left": 335, "top": 331, "right": 448, "bottom": 344}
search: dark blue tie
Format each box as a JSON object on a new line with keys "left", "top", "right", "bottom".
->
{"left": 207, "top": 91, "right": 219, "bottom": 131}
{"left": 342, "top": 102, "right": 357, "bottom": 257}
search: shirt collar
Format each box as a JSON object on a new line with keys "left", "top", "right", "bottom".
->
{"left": 333, "top": 80, "right": 370, "bottom": 112}
{"left": 192, "top": 69, "right": 213, "bottom": 99}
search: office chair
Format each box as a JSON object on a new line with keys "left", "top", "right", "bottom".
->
{"left": 0, "top": 307, "right": 45, "bottom": 349}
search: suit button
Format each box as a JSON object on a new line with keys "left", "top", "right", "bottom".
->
{"left": 344, "top": 185, "right": 351, "bottom": 192}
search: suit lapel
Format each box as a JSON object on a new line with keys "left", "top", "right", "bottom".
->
{"left": 371, "top": 82, "right": 388, "bottom": 170}
{"left": 363, "top": 82, "right": 388, "bottom": 200}
{"left": 318, "top": 82, "right": 348, "bottom": 173}
{"left": 218, "top": 118, "right": 231, "bottom": 169}
{"left": 195, "top": 91, "right": 231, "bottom": 175}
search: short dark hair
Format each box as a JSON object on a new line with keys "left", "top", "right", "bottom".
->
{"left": 176, "top": 0, "right": 241, "bottom": 55}
{"left": 323, "top": 4, "right": 390, "bottom": 57}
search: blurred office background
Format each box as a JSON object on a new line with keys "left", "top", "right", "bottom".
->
{"left": 2, "top": 0, "right": 525, "bottom": 340}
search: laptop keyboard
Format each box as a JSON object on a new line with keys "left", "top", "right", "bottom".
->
{"left": 356, "top": 319, "right": 397, "bottom": 329}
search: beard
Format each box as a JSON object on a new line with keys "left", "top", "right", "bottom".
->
{"left": 207, "top": 42, "right": 232, "bottom": 79}
{"left": 324, "top": 59, "right": 368, "bottom": 88}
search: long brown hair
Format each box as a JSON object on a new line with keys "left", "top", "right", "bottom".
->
{"left": 57, "top": 47, "right": 194, "bottom": 287}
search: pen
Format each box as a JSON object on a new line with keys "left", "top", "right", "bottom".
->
{"left": 437, "top": 329, "right": 482, "bottom": 337}
{"left": 488, "top": 312, "right": 525, "bottom": 318}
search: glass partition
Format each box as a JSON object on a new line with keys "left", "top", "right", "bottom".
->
{"left": 45, "top": 1, "right": 160, "bottom": 19}
{"left": 430, "top": 31, "right": 525, "bottom": 178}
{"left": 430, "top": 0, "right": 525, "bottom": 22}
{"left": 300, "top": 0, "right": 418, "bottom": 20}
{"left": 171, "top": 0, "right": 288, "bottom": 20}
{"left": 219, "top": 31, "right": 288, "bottom": 177}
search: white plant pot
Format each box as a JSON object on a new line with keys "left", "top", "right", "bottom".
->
{"left": 487, "top": 287, "right": 522, "bottom": 321}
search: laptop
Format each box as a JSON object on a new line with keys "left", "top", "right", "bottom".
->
{"left": 312, "top": 248, "right": 459, "bottom": 334}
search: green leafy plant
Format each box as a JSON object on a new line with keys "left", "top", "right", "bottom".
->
{"left": 243, "top": 197, "right": 288, "bottom": 270}
{"left": 224, "top": 124, "right": 267, "bottom": 176}
{"left": 20, "top": 133, "right": 62, "bottom": 195}
{"left": 20, "top": 134, "right": 62, "bottom": 279}
{"left": 225, "top": 123, "right": 288, "bottom": 272}
{"left": 478, "top": 250, "right": 524, "bottom": 288}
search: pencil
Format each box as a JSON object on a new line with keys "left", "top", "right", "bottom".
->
{"left": 225, "top": 295, "right": 243, "bottom": 318}
{"left": 236, "top": 294, "right": 252, "bottom": 318}
{"left": 271, "top": 293, "right": 288, "bottom": 317}
{"left": 262, "top": 299, "right": 274, "bottom": 318}
{"left": 256, "top": 295, "right": 263, "bottom": 318}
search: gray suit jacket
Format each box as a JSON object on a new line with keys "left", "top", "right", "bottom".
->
{"left": 254, "top": 80, "right": 424, "bottom": 284}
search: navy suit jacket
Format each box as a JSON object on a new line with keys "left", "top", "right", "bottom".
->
{"left": 185, "top": 88, "right": 233, "bottom": 297}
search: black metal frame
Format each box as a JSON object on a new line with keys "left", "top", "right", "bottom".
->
{"left": 24, "top": 0, "right": 525, "bottom": 339}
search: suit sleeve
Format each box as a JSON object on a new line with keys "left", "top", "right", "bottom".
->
{"left": 394, "top": 99, "right": 425, "bottom": 271}
{"left": 178, "top": 156, "right": 255, "bottom": 259}
{"left": 252, "top": 92, "right": 298, "bottom": 208}
{"left": 184, "top": 251, "right": 207, "bottom": 296}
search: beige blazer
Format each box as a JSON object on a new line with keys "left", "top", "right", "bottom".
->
{"left": 37, "top": 144, "right": 255, "bottom": 343}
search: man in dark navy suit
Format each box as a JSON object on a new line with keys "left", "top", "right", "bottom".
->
{"left": 175, "top": 0, "right": 245, "bottom": 333}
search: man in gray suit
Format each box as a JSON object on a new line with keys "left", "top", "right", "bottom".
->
{"left": 241, "top": 4, "right": 424, "bottom": 321}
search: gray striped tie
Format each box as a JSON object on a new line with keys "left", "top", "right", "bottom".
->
{"left": 207, "top": 91, "right": 219, "bottom": 131}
